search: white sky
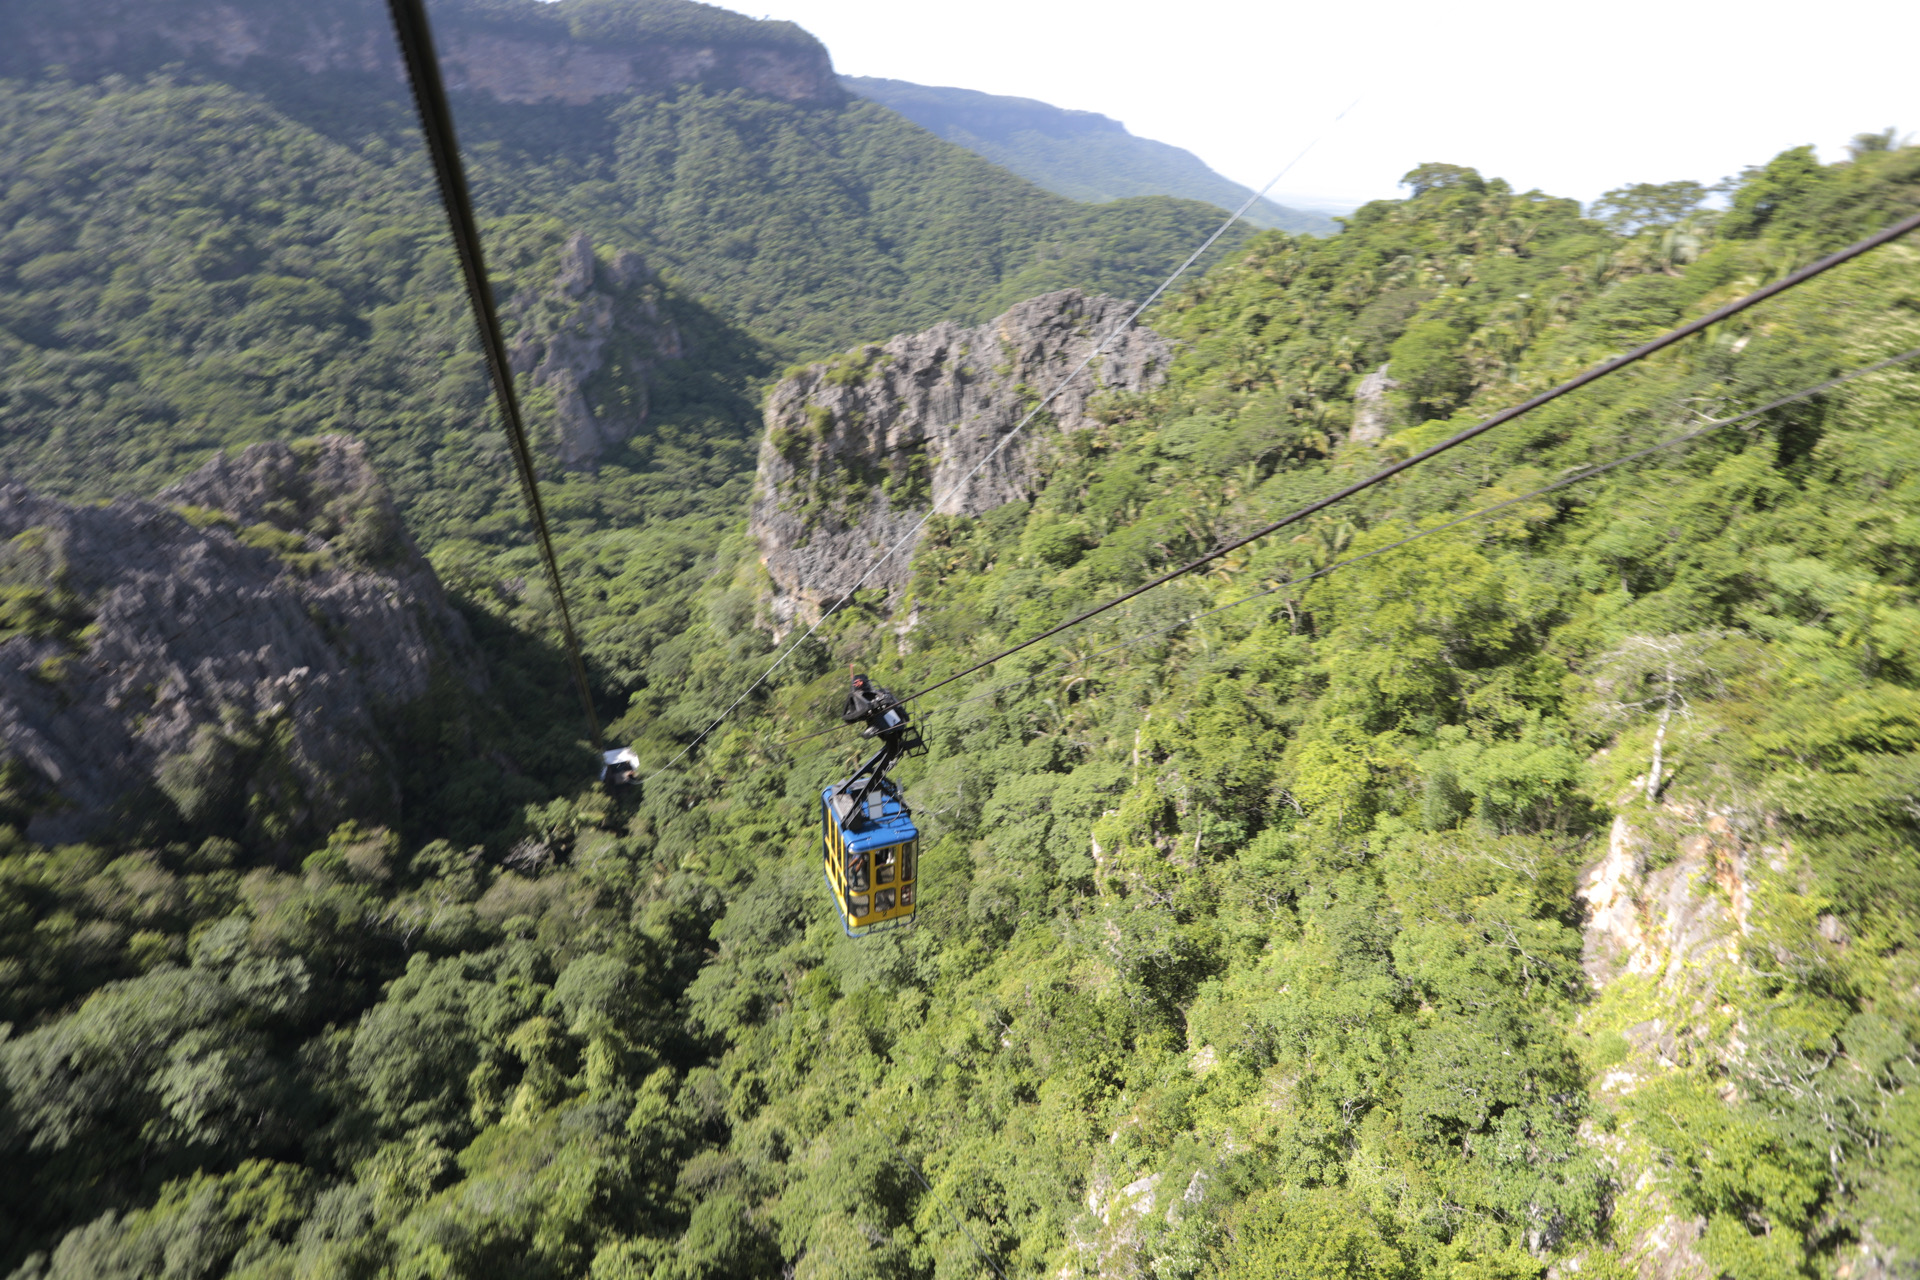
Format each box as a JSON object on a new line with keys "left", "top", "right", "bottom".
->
{"left": 740, "top": 0, "right": 1918, "bottom": 212}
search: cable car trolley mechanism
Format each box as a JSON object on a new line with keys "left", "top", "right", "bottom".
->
{"left": 822, "top": 672, "right": 926, "bottom": 938}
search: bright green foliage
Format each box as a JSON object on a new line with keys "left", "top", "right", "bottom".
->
{"left": 575, "top": 141, "right": 1920, "bottom": 1279}
{"left": 1216, "top": 1187, "right": 1410, "bottom": 1279}
{"left": 3, "top": 75, "right": 1920, "bottom": 1280}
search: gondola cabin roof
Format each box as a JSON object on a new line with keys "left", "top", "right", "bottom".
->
{"left": 822, "top": 786, "right": 918, "bottom": 849}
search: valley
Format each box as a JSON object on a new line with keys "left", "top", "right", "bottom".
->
{"left": 0, "top": 2, "right": 1916, "bottom": 1278}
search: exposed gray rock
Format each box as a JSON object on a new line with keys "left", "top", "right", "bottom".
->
{"left": 749, "top": 289, "right": 1171, "bottom": 630}
{"left": 1351, "top": 362, "right": 1398, "bottom": 442}
{"left": 0, "top": 0, "right": 846, "bottom": 107}
{"left": 506, "top": 232, "right": 682, "bottom": 470}
{"left": 1575, "top": 803, "right": 1775, "bottom": 1280}
{"left": 0, "top": 437, "right": 484, "bottom": 851}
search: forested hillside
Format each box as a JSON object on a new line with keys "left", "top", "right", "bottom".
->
{"left": 842, "top": 76, "right": 1339, "bottom": 236}
{"left": 600, "top": 142, "right": 1920, "bottom": 1280}
{"left": 2, "top": 0, "right": 1920, "bottom": 1273}
{"left": 0, "top": 0, "right": 1251, "bottom": 755}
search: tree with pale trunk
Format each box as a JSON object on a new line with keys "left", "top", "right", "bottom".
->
{"left": 1594, "top": 633, "right": 1727, "bottom": 802}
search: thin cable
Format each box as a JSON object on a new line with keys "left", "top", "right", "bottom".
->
{"left": 774, "top": 344, "right": 1920, "bottom": 751}
{"left": 643, "top": 102, "right": 1361, "bottom": 784}
{"left": 878, "top": 343, "right": 1920, "bottom": 721}
{"left": 385, "top": 0, "right": 603, "bottom": 750}
{"left": 893, "top": 210, "right": 1920, "bottom": 707}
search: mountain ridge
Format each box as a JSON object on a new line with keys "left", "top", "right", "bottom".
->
{"left": 844, "top": 74, "right": 1341, "bottom": 236}
{"left": 1, "top": 0, "right": 842, "bottom": 105}
{"left": 2, "top": 0, "right": 1917, "bottom": 1272}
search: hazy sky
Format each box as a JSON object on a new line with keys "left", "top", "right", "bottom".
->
{"left": 743, "top": 0, "right": 1917, "bottom": 213}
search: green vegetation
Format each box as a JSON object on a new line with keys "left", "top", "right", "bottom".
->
{"left": 0, "top": 60, "right": 1248, "bottom": 747}
{"left": 514, "top": 88, "right": 1247, "bottom": 355}
{"left": 3, "top": 9, "right": 1920, "bottom": 1273}
{"left": 844, "top": 76, "right": 1340, "bottom": 236}
{"left": 589, "top": 141, "right": 1917, "bottom": 1278}
{"left": 0, "top": 0, "right": 825, "bottom": 80}
{"left": 0, "top": 529, "right": 90, "bottom": 645}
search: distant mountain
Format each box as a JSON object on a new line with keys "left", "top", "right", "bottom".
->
{"left": 844, "top": 75, "right": 1341, "bottom": 237}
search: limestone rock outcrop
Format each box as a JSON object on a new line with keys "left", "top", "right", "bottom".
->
{"left": 0, "top": 437, "right": 485, "bottom": 850}
{"left": 506, "top": 232, "right": 682, "bottom": 471}
{"left": 0, "top": 0, "right": 845, "bottom": 108}
{"left": 748, "top": 289, "right": 1171, "bottom": 630}
{"left": 1571, "top": 803, "right": 1788, "bottom": 1280}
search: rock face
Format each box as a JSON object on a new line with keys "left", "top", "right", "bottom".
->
{"left": 1572, "top": 804, "right": 1767, "bottom": 1280}
{"left": 506, "top": 232, "right": 683, "bottom": 471}
{"left": 748, "top": 289, "right": 1171, "bottom": 630}
{"left": 1351, "top": 363, "right": 1398, "bottom": 442}
{"left": 1578, "top": 811, "right": 1751, "bottom": 991}
{"left": 0, "top": 0, "right": 844, "bottom": 108}
{"left": 0, "top": 437, "right": 485, "bottom": 851}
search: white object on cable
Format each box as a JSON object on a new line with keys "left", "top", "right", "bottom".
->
{"left": 600, "top": 747, "right": 641, "bottom": 784}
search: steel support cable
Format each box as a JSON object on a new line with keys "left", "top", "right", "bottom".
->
{"left": 769, "top": 342, "right": 1920, "bottom": 751}
{"left": 385, "top": 0, "right": 603, "bottom": 749}
{"left": 892, "top": 344, "right": 1920, "bottom": 724}
{"left": 640, "top": 103, "right": 1361, "bottom": 786}
{"left": 887, "top": 210, "right": 1920, "bottom": 710}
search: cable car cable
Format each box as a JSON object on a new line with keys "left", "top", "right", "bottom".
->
{"left": 806, "top": 347, "right": 1920, "bottom": 1275}
{"left": 913, "top": 343, "right": 1920, "bottom": 722}
{"left": 884, "top": 210, "right": 1920, "bottom": 710}
{"left": 384, "top": 0, "right": 603, "bottom": 750}
{"left": 639, "top": 101, "right": 1361, "bottom": 786}
{"left": 771, "top": 340, "right": 1920, "bottom": 751}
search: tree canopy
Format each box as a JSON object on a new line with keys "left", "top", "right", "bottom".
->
{"left": 2, "top": 33, "right": 1919, "bottom": 1279}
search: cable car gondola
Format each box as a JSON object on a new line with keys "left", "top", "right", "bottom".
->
{"left": 823, "top": 675, "right": 926, "bottom": 937}
{"left": 600, "top": 747, "right": 640, "bottom": 786}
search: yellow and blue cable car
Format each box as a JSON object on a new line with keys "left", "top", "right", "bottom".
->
{"left": 821, "top": 778, "right": 919, "bottom": 937}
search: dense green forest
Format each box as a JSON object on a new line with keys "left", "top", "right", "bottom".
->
{"left": 3, "top": 0, "right": 1920, "bottom": 1272}
{"left": 591, "top": 142, "right": 1920, "bottom": 1280}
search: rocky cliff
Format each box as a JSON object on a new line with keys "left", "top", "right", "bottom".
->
{"left": 748, "top": 289, "right": 1171, "bottom": 630}
{"left": 1351, "top": 363, "right": 1398, "bottom": 442}
{"left": 506, "top": 231, "right": 683, "bottom": 471}
{"left": 0, "top": 0, "right": 843, "bottom": 107}
{"left": 0, "top": 437, "right": 485, "bottom": 851}
{"left": 1569, "top": 807, "right": 1758, "bottom": 1280}
{"left": 1572, "top": 803, "right": 1904, "bottom": 1280}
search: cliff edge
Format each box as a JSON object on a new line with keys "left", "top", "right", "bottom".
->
{"left": 0, "top": 437, "right": 485, "bottom": 851}
{"left": 748, "top": 289, "right": 1171, "bottom": 631}
{"left": 0, "top": 0, "right": 844, "bottom": 108}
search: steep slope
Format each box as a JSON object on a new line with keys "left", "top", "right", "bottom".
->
{"left": 0, "top": 437, "right": 484, "bottom": 852}
{"left": 1, "top": 0, "right": 1249, "bottom": 364}
{"left": 4, "top": 0, "right": 1918, "bottom": 1271}
{"left": 609, "top": 144, "right": 1920, "bottom": 1280}
{"left": 750, "top": 289, "right": 1172, "bottom": 630}
{"left": 0, "top": 0, "right": 1251, "bottom": 709}
{"left": 0, "top": 0, "right": 841, "bottom": 102}
{"left": 2, "top": 139, "right": 1917, "bottom": 1280}
{"left": 845, "top": 75, "right": 1340, "bottom": 236}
